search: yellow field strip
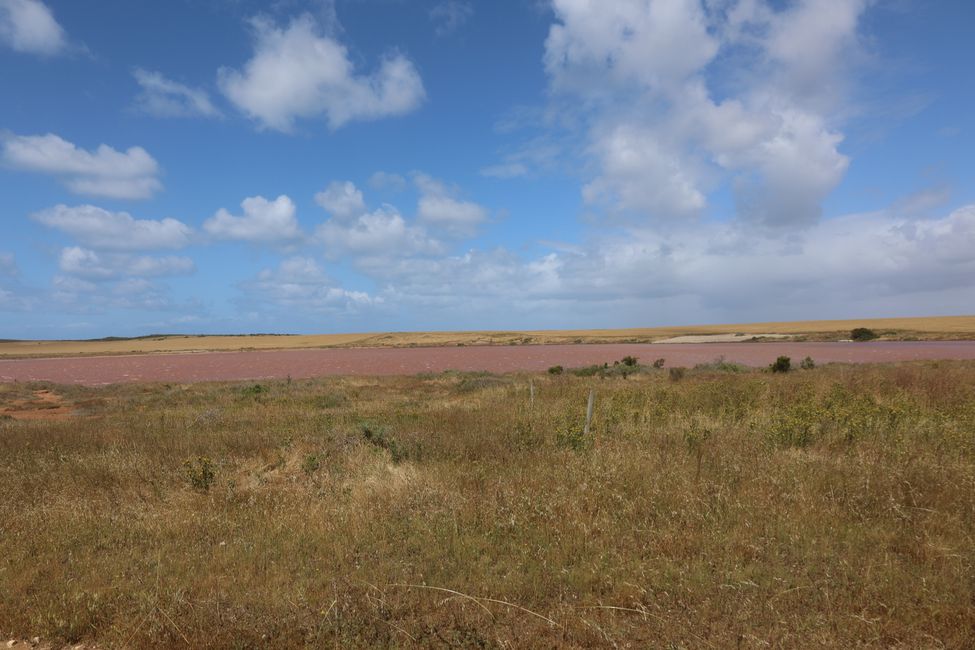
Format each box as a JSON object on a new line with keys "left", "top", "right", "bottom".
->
{"left": 1, "top": 315, "right": 973, "bottom": 358}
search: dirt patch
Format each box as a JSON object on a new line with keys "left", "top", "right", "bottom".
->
{"left": 1, "top": 389, "right": 75, "bottom": 420}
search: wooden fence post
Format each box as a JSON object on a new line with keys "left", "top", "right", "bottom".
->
{"left": 584, "top": 388, "right": 594, "bottom": 436}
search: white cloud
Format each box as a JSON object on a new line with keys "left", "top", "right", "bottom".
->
{"left": 203, "top": 194, "right": 303, "bottom": 244}
{"left": 32, "top": 204, "right": 193, "bottom": 251}
{"left": 534, "top": 0, "right": 869, "bottom": 227}
{"left": 357, "top": 203, "right": 975, "bottom": 326}
{"left": 244, "top": 256, "right": 377, "bottom": 313}
{"left": 318, "top": 204, "right": 442, "bottom": 259}
{"left": 51, "top": 273, "right": 189, "bottom": 313}
{"left": 0, "top": 0, "right": 65, "bottom": 55}
{"left": 218, "top": 14, "right": 425, "bottom": 132}
{"left": 313, "top": 180, "right": 443, "bottom": 259}
{"left": 1, "top": 133, "right": 162, "bottom": 199}
{"left": 544, "top": 0, "right": 717, "bottom": 95}
{"left": 414, "top": 173, "right": 489, "bottom": 236}
{"left": 315, "top": 180, "right": 365, "bottom": 220}
{"left": 58, "top": 247, "right": 194, "bottom": 281}
{"left": 133, "top": 69, "right": 222, "bottom": 118}
{"left": 430, "top": 1, "right": 473, "bottom": 36}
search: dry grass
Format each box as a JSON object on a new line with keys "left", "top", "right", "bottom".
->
{"left": 1, "top": 362, "right": 974, "bottom": 647}
{"left": 2, "top": 315, "right": 974, "bottom": 358}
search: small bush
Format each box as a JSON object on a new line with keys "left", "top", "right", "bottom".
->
{"left": 694, "top": 356, "right": 747, "bottom": 373}
{"left": 570, "top": 365, "right": 603, "bottom": 377}
{"left": 770, "top": 356, "right": 791, "bottom": 373}
{"left": 800, "top": 356, "right": 815, "bottom": 370}
{"left": 652, "top": 358, "right": 666, "bottom": 369}
{"left": 241, "top": 383, "right": 267, "bottom": 397}
{"left": 620, "top": 355, "right": 638, "bottom": 367}
{"left": 183, "top": 456, "right": 216, "bottom": 492}
{"left": 669, "top": 367, "right": 686, "bottom": 382}
{"left": 554, "top": 413, "right": 591, "bottom": 451}
{"left": 851, "top": 327, "right": 878, "bottom": 342}
{"left": 361, "top": 423, "right": 405, "bottom": 463}
{"left": 302, "top": 453, "right": 322, "bottom": 474}
{"left": 548, "top": 365, "right": 564, "bottom": 375}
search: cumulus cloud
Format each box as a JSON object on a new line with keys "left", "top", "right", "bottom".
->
{"left": 218, "top": 14, "right": 425, "bottom": 131}
{"left": 313, "top": 180, "right": 441, "bottom": 259}
{"left": 133, "top": 69, "right": 222, "bottom": 118}
{"left": 315, "top": 180, "right": 365, "bottom": 220}
{"left": 415, "top": 173, "right": 489, "bottom": 236}
{"left": 244, "top": 256, "right": 377, "bottom": 312}
{"left": 360, "top": 203, "right": 975, "bottom": 325}
{"left": 51, "top": 273, "right": 190, "bottom": 313}
{"left": 318, "top": 204, "right": 443, "bottom": 259}
{"left": 32, "top": 204, "right": 193, "bottom": 251}
{"left": 0, "top": 0, "right": 65, "bottom": 55}
{"left": 203, "top": 194, "right": 303, "bottom": 244}
{"left": 58, "top": 247, "right": 194, "bottom": 281}
{"left": 532, "top": 0, "right": 869, "bottom": 228}
{"left": 544, "top": 0, "right": 717, "bottom": 95}
{"left": 1, "top": 132, "right": 162, "bottom": 199}
{"left": 430, "top": 1, "right": 473, "bottom": 36}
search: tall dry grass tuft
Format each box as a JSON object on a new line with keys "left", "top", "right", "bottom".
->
{"left": 1, "top": 363, "right": 973, "bottom": 647}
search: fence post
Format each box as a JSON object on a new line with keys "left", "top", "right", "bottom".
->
{"left": 530, "top": 379, "right": 535, "bottom": 409}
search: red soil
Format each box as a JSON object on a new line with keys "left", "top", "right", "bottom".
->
{"left": 1, "top": 341, "right": 975, "bottom": 386}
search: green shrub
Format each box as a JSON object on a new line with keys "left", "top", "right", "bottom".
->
{"left": 694, "top": 356, "right": 747, "bottom": 373}
{"left": 302, "top": 453, "right": 322, "bottom": 474}
{"left": 652, "top": 358, "right": 666, "bottom": 369}
{"left": 554, "top": 413, "right": 591, "bottom": 451}
{"left": 241, "top": 383, "right": 267, "bottom": 397}
{"left": 570, "top": 365, "right": 603, "bottom": 377}
{"left": 361, "top": 423, "right": 405, "bottom": 463}
{"left": 548, "top": 365, "right": 564, "bottom": 375}
{"left": 770, "top": 356, "right": 791, "bottom": 373}
{"left": 800, "top": 356, "right": 815, "bottom": 370}
{"left": 183, "top": 456, "right": 216, "bottom": 491}
{"left": 620, "top": 355, "right": 638, "bottom": 367}
{"left": 851, "top": 327, "right": 878, "bottom": 341}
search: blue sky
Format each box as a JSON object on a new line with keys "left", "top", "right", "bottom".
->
{"left": 0, "top": 0, "right": 973, "bottom": 339}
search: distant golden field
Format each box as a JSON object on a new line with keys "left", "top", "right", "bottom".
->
{"left": 1, "top": 315, "right": 974, "bottom": 358}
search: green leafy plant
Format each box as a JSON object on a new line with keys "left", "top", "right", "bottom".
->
{"left": 241, "top": 383, "right": 267, "bottom": 397}
{"left": 183, "top": 456, "right": 216, "bottom": 492}
{"left": 694, "top": 356, "right": 747, "bottom": 373}
{"left": 361, "top": 422, "right": 405, "bottom": 463}
{"left": 851, "top": 327, "right": 878, "bottom": 341}
{"left": 555, "top": 413, "right": 591, "bottom": 451}
{"left": 302, "top": 453, "right": 322, "bottom": 474}
{"left": 800, "top": 356, "right": 815, "bottom": 370}
{"left": 770, "top": 356, "right": 792, "bottom": 373}
{"left": 548, "top": 365, "right": 564, "bottom": 375}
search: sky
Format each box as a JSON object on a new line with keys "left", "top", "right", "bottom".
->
{"left": 0, "top": 0, "right": 973, "bottom": 339}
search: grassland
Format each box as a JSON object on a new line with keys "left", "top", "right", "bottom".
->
{"left": 1, "top": 360, "right": 973, "bottom": 647}
{"left": 2, "top": 314, "right": 974, "bottom": 358}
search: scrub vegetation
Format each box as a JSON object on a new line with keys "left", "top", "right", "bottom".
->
{"left": 1, "top": 361, "right": 974, "bottom": 647}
